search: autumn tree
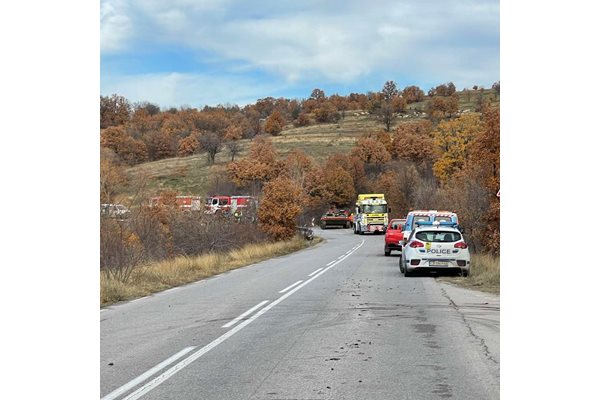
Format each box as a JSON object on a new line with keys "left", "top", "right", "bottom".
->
{"left": 146, "top": 130, "right": 178, "bottom": 160}
{"left": 100, "top": 126, "right": 147, "bottom": 165}
{"left": 324, "top": 154, "right": 367, "bottom": 194}
{"left": 223, "top": 124, "right": 243, "bottom": 141}
{"left": 350, "top": 137, "right": 391, "bottom": 167}
{"left": 369, "top": 170, "right": 407, "bottom": 218}
{"left": 294, "top": 112, "right": 311, "bottom": 127}
{"left": 257, "top": 177, "right": 307, "bottom": 240}
{"left": 100, "top": 148, "right": 128, "bottom": 203}
{"left": 426, "top": 94, "right": 459, "bottom": 120}
{"left": 310, "top": 88, "right": 326, "bottom": 101}
{"left": 178, "top": 133, "right": 200, "bottom": 157}
{"left": 100, "top": 126, "right": 127, "bottom": 153}
{"left": 283, "top": 149, "right": 313, "bottom": 186}
{"left": 100, "top": 94, "right": 131, "bottom": 128}
{"left": 119, "top": 136, "right": 148, "bottom": 165}
{"left": 314, "top": 103, "right": 339, "bottom": 123}
{"left": 199, "top": 132, "right": 222, "bottom": 164}
{"left": 391, "top": 131, "right": 435, "bottom": 165}
{"left": 402, "top": 85, "right": 425, "bottom": 103}
{"left": 264, "top": 110, "right": 286, "bottom": 135}
{"left": 432, "top": 113, "right": 483, "bottom": 183}
{"left": 322, "top": 167, "right": 355, "bottom": 205}
{"left": 227, "top": 135, "right": 282, "bottom": 191}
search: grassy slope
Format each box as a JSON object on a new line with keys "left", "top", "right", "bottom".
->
{"left": 120, "top": 89, "right": 499, "bottom": 203}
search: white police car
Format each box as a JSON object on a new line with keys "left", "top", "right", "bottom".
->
{"left": 399, "top": 221, "right": 470, "bottom": 277}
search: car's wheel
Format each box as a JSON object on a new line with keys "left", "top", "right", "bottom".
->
{"left": 384, "top": 246, "right": 391, "bottom": 256}
{"left": 461, "top": 269, "right": 470, "bottom": 277}
{"left": 399, "top": 255, "right": 404, "bottom": 272}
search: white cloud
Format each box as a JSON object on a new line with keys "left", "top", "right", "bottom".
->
{"left": 101, "top": 72, "right": 284, "bottom": 108}
{"left": 101, "top": 0, "right": 499, "bottom": 94}
{"left": 100, "top": 0, "right": 133, "bottom": 53}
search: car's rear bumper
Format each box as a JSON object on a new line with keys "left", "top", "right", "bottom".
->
{"left": 405, "top": 258, "right": 470, "bottom": 274}
{"left": 385, "top": 242, "right": 402, "bottom": 250}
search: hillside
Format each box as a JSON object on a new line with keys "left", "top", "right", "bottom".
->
{"left": 120, "top": 89, "right": 499, "bottom": 203}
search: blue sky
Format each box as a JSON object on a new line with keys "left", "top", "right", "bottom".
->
{"left": 100, "top": 0, "right": 499, "bottom": 108}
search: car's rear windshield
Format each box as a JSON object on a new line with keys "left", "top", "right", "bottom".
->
{"left": 434, "top": 216, "right": 452, "bottom": 222}
{"left": 390, "top": 222, "right": 402, "bottom": 230}
{"left": 415, "top": 231, "right": 461, "bottom": 243}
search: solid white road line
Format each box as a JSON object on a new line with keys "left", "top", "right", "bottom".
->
{"left": 326, "top": 260, "right": 336, "bottom": 266}
{"left": 308, "top": 267, "right": 323, "bottom": 277}
{"left": 222, "top": 300, "right": 269, "bottom": 328}
{"left": 121, "top": 240, "right": 365, "bottom": 400}
{"left": 279, "top": 280, "right": 303, "bottom": 293}
{"left": 101, "top": 346, "right": 196, "bottom": 400}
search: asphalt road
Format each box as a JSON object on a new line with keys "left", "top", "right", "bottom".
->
{"left": 101, "top": 228, "right": 499, "bottom": 400}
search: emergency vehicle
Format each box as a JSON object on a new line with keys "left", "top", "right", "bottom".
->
{"left": 400, "top": 220, "right": 470, "bottom": 277}
{"left": 353, "top": 194, "right": 390, "bottom": 234}
{"left": 401, "top": 210, "right": 459, "bottom": 245}
{"left": 149, "top": 196, "right": 203, "bottom": 211}
{"left": 204, "top": 195, "right": 255, "bottom": 215}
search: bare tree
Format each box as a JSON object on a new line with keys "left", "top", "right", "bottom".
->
{"left": 226, "top": 140, "right": 241, "bottom": 161}
{"left": 199, "top": 132, "right": 222, "bottom": 164}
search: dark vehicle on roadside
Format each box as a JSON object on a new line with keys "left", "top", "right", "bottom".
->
{"left": 320, "top": 209, "right": 352, "bottom": 229}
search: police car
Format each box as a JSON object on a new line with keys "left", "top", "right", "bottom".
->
{"left": 401, "top": 210, "right": 460, "bottom": 247}
{"left": 399, "top": 221, "right": 470, "bottom": 277}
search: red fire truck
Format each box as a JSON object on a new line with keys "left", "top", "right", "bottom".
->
{"left": 149, "top": 196, "right": 203, "bottom": 211}
{"left": 204, "top": 195, "right": 255, "bottom": 215}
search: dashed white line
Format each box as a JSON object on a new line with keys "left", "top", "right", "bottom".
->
{"left": 308, "top": 267, "right": 323, "bottom": 277}
{"left": 119, "top": 240, "right": 365, "bottom": 400}
{"left": 101, "top": 346, "right": 196, "bottom": 400}
{"left": 222, "top": 300, "right": 269, "bottom": 328}
{"left": 279, "top": 280, "right": 303, "bottom": 293}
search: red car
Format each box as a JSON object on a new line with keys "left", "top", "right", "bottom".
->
{"left": 384, "top": 218, "right": 406, "bottom": 256}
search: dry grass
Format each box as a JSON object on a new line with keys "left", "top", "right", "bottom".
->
{"left": 101, "top": 236, "right": 322, "bottom": 307}
{"left": 438, "top": 252, "right": 500, "bottom": 294}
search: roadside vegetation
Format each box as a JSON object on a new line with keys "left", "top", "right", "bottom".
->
{"left": 438, "top": 253, "right": 500, "bottom": 294}
{"left": 101, "top": 236, "right": 321, "bottom": 306}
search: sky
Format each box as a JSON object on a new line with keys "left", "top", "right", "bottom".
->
{"left": 100, "top": 0, "right": 499, "bottom": 108}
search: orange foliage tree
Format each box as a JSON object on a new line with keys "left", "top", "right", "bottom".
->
{"left": 433, "top": 113, "right": 483, "bottom": 183}
{"left": 369, "top": 170, "right": 407, "bottom": 218}
{"left": 100, "top": 94, "right": 131, "bottom": 128}
{"left": 264, "top": 110, "right": 286, "bottom": 135}
{"left": 350, "top": 137, "right": 391, "bottom": 167}
{"left": 322, "top": 166, "right": 355, "bottom": 205}
{"left": 257, "top": 177, "right": 307, "bottom": 240}
{"left": 283, "top": 149, "right": 314, "bottom": 186}
{"left": 227, "top": 135, "right": 282, "bottom": 190}
{"left": 177, "top": 133, "right": 200, "bottom": 157}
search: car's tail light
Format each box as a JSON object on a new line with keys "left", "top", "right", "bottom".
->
{"left": 454, "top": 241, "right": 468, "bottom": 249}
{"left": 409, "top": 241, "right": 424, "bottom": 248}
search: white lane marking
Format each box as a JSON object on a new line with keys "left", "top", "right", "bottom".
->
{"left": 326, "top": 260, "right": 336, "bottom": 266}
{"left": 101, "top": 346, "right": 196, "bottom": 400}
{"left": 279, "top": 280, "right": 303, "bottom": 293}
{"left": 222, "top": 300, "right": 269, "bottom": 328}
{"left": 308, "top": 267, "right": 323, "bottom": 277}
{"left": 122, "top": 240, "right": 365, "bottom": 400}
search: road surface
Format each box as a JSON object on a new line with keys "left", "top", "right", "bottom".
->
{"left": 101, "top": 228, "right": 499, "bottom": 400}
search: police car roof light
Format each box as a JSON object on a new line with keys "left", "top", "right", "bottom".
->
{"left": 415, "top": 220, "right": 458, "bottom": 227}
